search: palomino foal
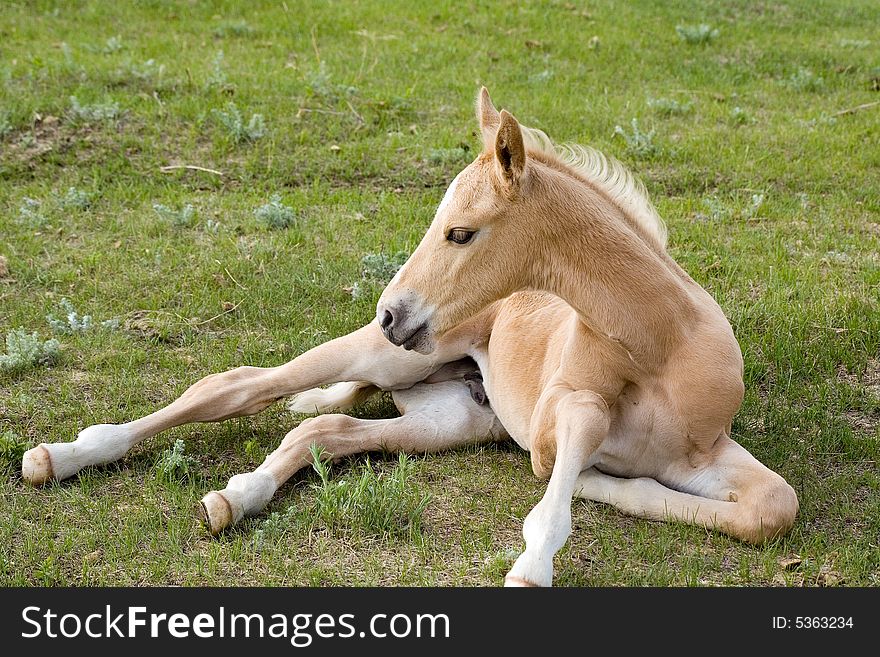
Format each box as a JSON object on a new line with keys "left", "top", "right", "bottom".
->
{"left": 22, "top": 89, "right": 798, "bottom": 586}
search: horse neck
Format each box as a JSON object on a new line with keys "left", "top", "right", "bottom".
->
{"left": 523, "top": 172, "right": 698, "bottom": 366}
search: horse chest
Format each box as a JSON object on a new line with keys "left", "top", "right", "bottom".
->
{"left": 470, "top": 350, "right": 535, "bottom": 451}
{"left": 478, "top": 295, "right": 592, "bottom": 452}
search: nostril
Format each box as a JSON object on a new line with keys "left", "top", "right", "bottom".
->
{"left": 379, "top": 309, "right": 394, "bottom": 330}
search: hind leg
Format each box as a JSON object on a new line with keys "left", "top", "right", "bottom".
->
{"left": 22, "top": 321, "right": 456, "bottom": 485}
{"left": 575, "top": 435, "right": 798, "bottom": 543}
{"left": 201, "top": 380, "right": 507, "bottom": 533}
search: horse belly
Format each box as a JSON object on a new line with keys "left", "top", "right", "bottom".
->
{"left": 590, "top": 383, "right": 683, "bottom": 479}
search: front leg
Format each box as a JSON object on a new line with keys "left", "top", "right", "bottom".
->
{"left": 21, "top": 321, "right": 442, "bottom": 485}
{"left": 505, "top": 388, "right": 610, "bottom": 587}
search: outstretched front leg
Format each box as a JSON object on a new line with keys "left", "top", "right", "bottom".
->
{"left": 200, "top": 379, "right": 507, "bottom": 533}
{"left": 505, "top": 386, "right": 611, "bottom": 587}
{"left": 21, "top": 321, "right": 447, "bottom": 485}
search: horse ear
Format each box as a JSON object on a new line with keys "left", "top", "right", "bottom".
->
{"left": 494, "top": 110, "right": 526, "bottom": 186}
{"left": 477, "top": 86, "right": 500, "bottom": 149}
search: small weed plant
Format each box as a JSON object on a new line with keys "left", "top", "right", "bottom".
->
{"left": 613, "top": 118, "right": 657, "bottom": 158}
{"left": 153, "top": 202, "right": 197, "bottom": 228}
{"left": 212, "top": 102, "right": 266, "bottom": 143}
{"left": 155, "top": 439, "right": 197, "bottom": 483}
{"left": 309, "top": 444, "right": 430, "bottom": 539}
{"left": 676, "top": 24, "right": 719, "bottom": 44}
{"left": 647, "top": 97, "right": 693, "bottom": 117}
{"left": 0, "top": 329, "right": 60, "bottom": 373}
{"left": 254, "top": 194, "right": 296, "bottom": 229}
{"left": 68, "top": 96, "right": 120, "bottom": 123}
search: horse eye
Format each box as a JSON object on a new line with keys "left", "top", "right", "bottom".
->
{"left": 447, "top": 229, "right": 475, "bottom": 245}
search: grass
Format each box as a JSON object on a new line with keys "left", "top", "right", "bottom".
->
{"left": 308, "top": 444, "right": 430, "bottom": 540}
{"left": 1, "top": 0, "right": 878, "bottom": 587}
{"left": 0, "top": 430, "right": 28, "bottom": 470}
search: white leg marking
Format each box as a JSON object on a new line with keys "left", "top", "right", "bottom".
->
{"left": 504, "top": 390, "right": 608, "bottom": 587}
{"left": 22, "top": 424, "right": 137, "bottom": 484}
{"left": 505, "top": 464, "right": 580, "bottom": 587}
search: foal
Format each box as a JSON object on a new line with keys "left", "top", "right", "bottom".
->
{"left": 23, "top": 88, "right": 798, "bottom": 587}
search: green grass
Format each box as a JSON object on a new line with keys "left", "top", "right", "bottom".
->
{"left": 308, "top": 444, "right": 430, "bottom": 540}
{"left": 1, "top": 0, "right": 878, "bottom": 587}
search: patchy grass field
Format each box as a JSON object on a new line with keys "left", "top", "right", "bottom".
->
{"left": 1, "top": 0, "right": 878, "bottom": 587}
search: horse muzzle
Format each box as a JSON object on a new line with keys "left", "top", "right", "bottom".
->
{"left": 376, "top": 301, "right": 435, "bottom": 353}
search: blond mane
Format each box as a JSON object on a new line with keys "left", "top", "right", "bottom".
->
{"left": 520, "top": 125, "right": 668, "bottom": 251}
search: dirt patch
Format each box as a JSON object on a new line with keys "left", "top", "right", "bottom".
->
{"left": 837, "top": 359, "right": 880, "bottom": 433}
{"left": 844, "top": 410, "right": 878, "bottom": 434}
{"left": 3, "top": 115, "right": 68, "bottom": 164}
{"left": 839, "top": 352, "right": 876, "bottom": 384}
{"left": 863, "top": 359, "right": 880, "bottom": 398}
{"left": 863, "top": 223, "right": 880, "bottom": 238}
{"left": 1, "top": 113, "right": 140, "bottom": 173}
{"left": 123, "top": 310, "right": 188, "bottom": 345}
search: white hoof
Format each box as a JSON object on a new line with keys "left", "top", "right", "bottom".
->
{"left": 22, "top": 445, "right": 55, "bottom": 485}
{"left": 200, "top": 491, "right": 236, "bottom": 535}
{"left": 504, "top": 575, "right": 542, "bottom": 587}
{"left": 200, "top": 471, "right": 277, "bottom": 535}
{"left": 505, "top": 551, "right": 553, "bottom": 587}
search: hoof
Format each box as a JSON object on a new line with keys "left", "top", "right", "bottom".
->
{"left": 200, "top": 491, "right": 233, "bottom": 535}
{"left": 504, "top": 575, "right": 541, "bottom": 587}
{"left": 22, "top": 445, "right": 55, "bottom": 486}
